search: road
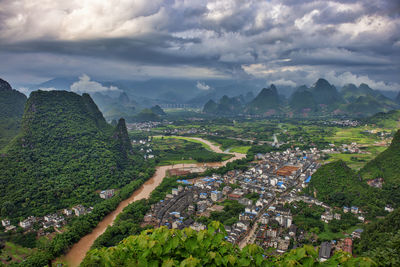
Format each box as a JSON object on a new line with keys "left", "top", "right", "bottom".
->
{"left": 238, "top": 164, "right": 310, "bottom": 249}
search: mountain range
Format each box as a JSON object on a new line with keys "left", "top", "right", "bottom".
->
{"left": 203, "top": 78, "right": 399, "bottom": 117}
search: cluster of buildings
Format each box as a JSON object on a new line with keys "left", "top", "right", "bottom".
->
{"left": 143, "top": 147, "right": 322, "bottom": 253}
{"left": 322, "top": 142, "right": 366, "bottom": 154}
{"left": 132, "top": 137, "right": 155, "bottom": 159}
{"left": 324, "top": 120, "right": 359, "bottom": 127}
{"left": 343, "top": 206, "right": 366, "bottom": 222}
{"left": 126, "top": 121, "right": 164, "bottom": 131}
{"left": 1, "top": 204, "right": 92, "bottom": 234}
{"left": 160, "top": 127, "right": 209, "bottom": 135}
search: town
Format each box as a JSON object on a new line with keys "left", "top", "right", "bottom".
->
{"left": 137, "top": 145, "right": 381, "bottom": 261}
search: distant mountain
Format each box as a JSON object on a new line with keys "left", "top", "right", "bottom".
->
{"left": 396, "top": 92, "right": 400, "bottom": 104}
{"left": 0, "top": 90, "right": 143, "bottom": 217}
{"left": 0, "top": 78, "right": 28, "bottom": 149}
{"left": 289, "top": 88, "right": 317, "bottom": 114}
{"left": 188, "top": 81, "right": 262, "bottom": 105}
{"left": 30, "top": 77, "right": 77, "bottom": 91}
{"left": 130, "top": 108, "right": 160, "bottom": 122}
{"left": 203, "top": 99, "right": 218, "bottom": 114}
{"left": 244, "top": 91, "right": 255, "bottom": 103}
{"left": 92, "top": 92, "right": 137, "bottom": 121}
{"left": 341, "top": 83, "right": 380, "bottom": 101}
{"left": 309, "top": 78, "right": 343, "bottom": 107}
{"left": 378, "top": 90, "right": 399, "bottom": 100}
{"left": 246, "top": 85, "right": 280, "bottom": 115}
{"left": 340, "top": 83, "right": 399, "bottom": 116}
{"left": 150, "top": 105, "right": 166, "bottom": 116}
{"left": 345, "top": 95, "right": 396, "bottom": 116}
{"left": 203, "top": 95, "right": 243, "bottom": 115}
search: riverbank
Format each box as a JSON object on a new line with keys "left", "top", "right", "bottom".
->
{"left": 64, "top": 137, "right": 246, "bottom": 266}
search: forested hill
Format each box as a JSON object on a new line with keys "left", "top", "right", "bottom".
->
{"left": 0, "top": 90, "right": 145, "bottom": 218}
{"left": 359, "top": 130, "right": 400, "bottom": 183}
{"left": 0, "top": 78, "right": 27, "bottom": 119}
{"left": 0, "top": 78, "right": 27, "bottom": 149}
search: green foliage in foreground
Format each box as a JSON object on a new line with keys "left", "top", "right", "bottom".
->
{"left": 82, "top": 221, "right": 374, "bottom": 267}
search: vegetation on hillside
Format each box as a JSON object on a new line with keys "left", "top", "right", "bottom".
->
{"left": 0, "top": 90, "right": 149, "bottom": 218}
{"left": 359, "top": 130, "right": 400, "bottom": 182}
{"left": 0, "top": 78, "right": 27, "bottom": 149}
{"left": 152, "top": 137, "right": 231, "bottom": 165}
{"left": 304, "top": 160, "right": 387, "bottom": 217}
{"left": 355, "top": 208, "right": 400, "bottom": 266}
{"left": 82, "top": 221, "right": 374, "bottom": 266}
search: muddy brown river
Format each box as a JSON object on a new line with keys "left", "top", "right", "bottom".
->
{"left": 64, "top": 137, "right": 246, "bottom": 266}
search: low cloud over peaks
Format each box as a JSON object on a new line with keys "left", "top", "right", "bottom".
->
{"left": 196, "top": 81, "right": 211, "bottom": 91}
{"left": 70, "top": 74, "right": 120, "bottom": 94}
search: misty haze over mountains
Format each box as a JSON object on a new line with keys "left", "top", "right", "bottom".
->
{"left": 16, "top": 75, "right": 399, "bottom": 120}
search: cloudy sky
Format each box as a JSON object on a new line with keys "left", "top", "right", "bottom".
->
{"left": 0, "top": 0, "right": 399, "bottom": 91}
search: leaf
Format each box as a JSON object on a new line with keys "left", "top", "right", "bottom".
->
{"left": 162, "top": 259, "right": 175, "bottom": 267}
{"left": 295, "top": 247, "right": 306, "bottom": 259}
{"left": 238, "top": 257, "right": 251, "bottom": 266}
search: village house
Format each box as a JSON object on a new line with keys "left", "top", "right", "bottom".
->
{"left": 319, "top": 242, "right": 332, "bottom": 262}
{"left": 63, "top": 208, "right": 73, "bottom": 216}
{"left": 72, "top": 205, "right": 86, "bottom": 216}
{"left": 1, "top": 219, "right": 10, "bottom": 227}
{"left": 19, "top": 216, "right": 36, "bottom": 229}
{"left": 352, "top": 229, "right": 364, "bottom": 239}
{"left": 210, "top": 191, "right": 223, "bottom": 202}
{"left": 385, "top": 205, "right": 394, "bottom": 213}
{"left": 100, "top": 189, "right": 115, "bottom": 199}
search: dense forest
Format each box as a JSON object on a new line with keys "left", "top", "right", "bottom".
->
{"left": 0, "top": 78, "right": 27, "bottom": 149}
{"left": 0, "top": 90, "right": 150, "bottom": 218}
{"left": 356, "top": 208, "right": 400, "bottom": 266}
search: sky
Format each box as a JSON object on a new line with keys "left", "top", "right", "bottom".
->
{"left": 0, "top": 0, "right": 399, "bottom": 92}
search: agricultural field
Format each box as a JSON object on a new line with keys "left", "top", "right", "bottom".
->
{"left": 324, "top": 146, "right": 388, "bottom": 170}
{"left": 0, "top": 242, "right": 35, "bottom": 264}
{"left": 152, "top": 136, "right": 232, "bottom": 165}
{"left": 145, "top": 115, "right": 398, "bottom": 170}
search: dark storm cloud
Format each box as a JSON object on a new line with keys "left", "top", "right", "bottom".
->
{"left": 0, "top": 0, "right": 399, "bottom": 90}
